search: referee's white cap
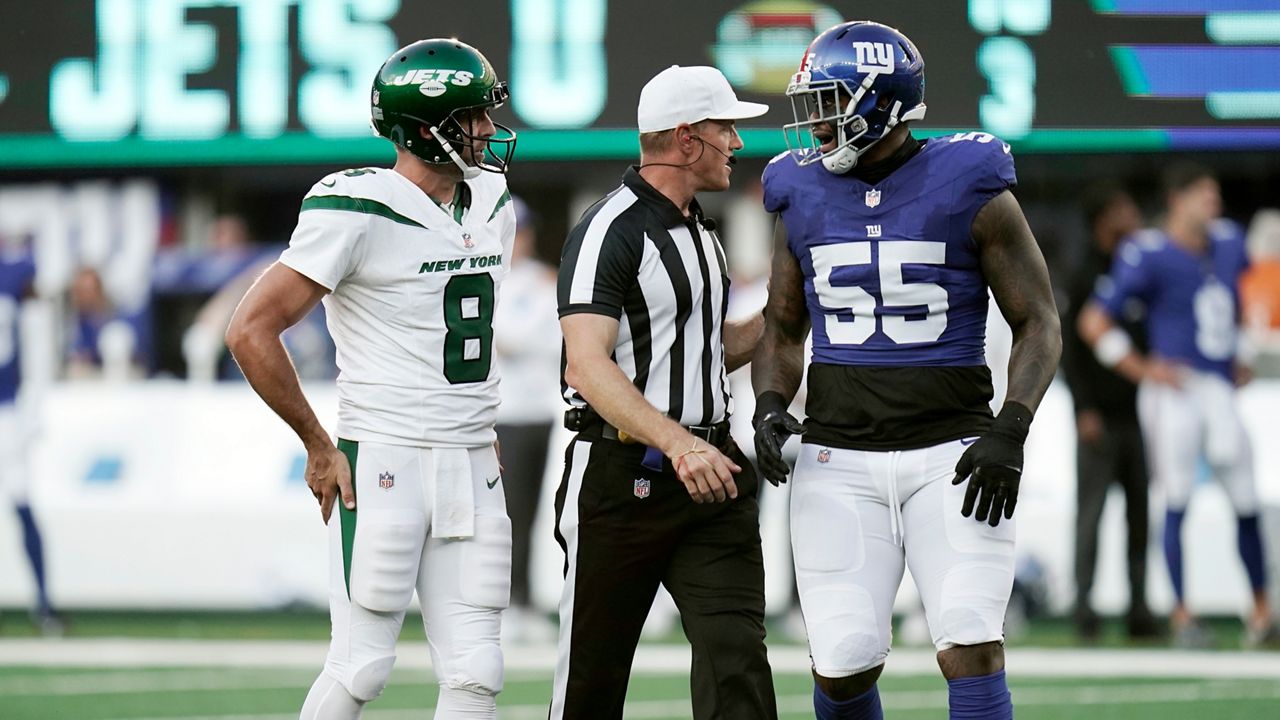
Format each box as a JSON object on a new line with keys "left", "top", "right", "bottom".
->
{"left": 637, "top": 65, "right": 769, "bottom": 133}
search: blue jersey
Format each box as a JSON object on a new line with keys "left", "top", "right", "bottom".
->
{"left": 764, "top": 133, "right": 1015, "bottom": 367}
{"left": 0, "top": 256, "right": 35, "bottom": 405}
{"left": 1095, "top": 221, "right": 1248, "bottom": 380}
{"left": 762, "top": 133, "right": 1017, "bottom": 450}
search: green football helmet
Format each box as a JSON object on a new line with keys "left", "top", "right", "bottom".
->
{"left": 371, "top": 39, "right": 516, "bottom": 178}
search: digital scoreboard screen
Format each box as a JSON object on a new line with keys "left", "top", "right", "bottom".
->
{"left": 3, "top": 0, "right": 1280, "bottom": 168}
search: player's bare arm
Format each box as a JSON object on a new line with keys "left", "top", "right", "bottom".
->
{"left": 226, "top": 262, "right": 354, "bottom": 522}
{"left": 750, "top": 218, "right": 811, "bottom": 485}
{"left": 561, "top": 312, "right": 740, "bottom": 503}
{"left": 723, "top": 311, "right": 764, "bottom": 372}
{"left": 952, "top": 190, "right": 1061, "bottom": 526}
{"left": 974, "top": 190, "right": 1061, "bottom": 412}
{"left": 1078, "top": 301, "right": 1182, "bottom": 387}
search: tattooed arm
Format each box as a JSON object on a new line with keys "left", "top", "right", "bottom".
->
{"left": 750, "top": 218, "right": 812, "bottom": 485}
{"left": 974, "top": 190, "right": 1062, "bottom": 412}
{"left": 751, "top": 218, "right": 811, "bottom": 404}
{"left": 950, "top": 190, "right": 1061, "bottom": 526}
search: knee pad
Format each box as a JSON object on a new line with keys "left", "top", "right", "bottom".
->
{"left": 442, "top": 642, "right": 504, "bottom": 696}
{"left": 346, "top": 655, "right": 396, "bottom": 702}
{"left": 350, "top": 508, "right": 425, "bottom": 612}
{"left": 300, "top": 671, "right": 364, "bottom": 720}
{"left": 459, "top": 514, "right": 512, "bottom": 609}
{"left": 933, "top": 562, "right": 1012, "bottom": 649}
{"left": 803, "top": 585, "right": 888, "bottom": 676}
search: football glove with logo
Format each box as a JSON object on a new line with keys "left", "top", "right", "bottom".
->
{"left": 952, "top": 401, "right": 1034, "bottom": 527}
{"left": 753, "top": 391, "right": 806, "bottom": 486}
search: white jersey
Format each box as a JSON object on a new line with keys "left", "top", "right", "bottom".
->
{"left": 280, "top": 167, "right": 516, "bottom": 448}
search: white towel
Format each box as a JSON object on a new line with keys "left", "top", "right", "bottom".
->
{"left": 431, "top": 448, "right": 475, "bottom": 539}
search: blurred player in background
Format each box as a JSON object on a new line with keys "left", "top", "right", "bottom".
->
{"left": 227, "top": 39, "right": 518, "bottom": 719}
{"left": 1062, "top": 183, "right": 1158, "bottom": 641}
{"left": 492, "top": 195, "right": 559, "bottom": 643}
{"left": 1080, "top": 162, "right": 1277, "bottom": 648}
{"left": 753, "top": 21, "right": 1060, "bottom": 719}
{"left": 0, "top": 249, "right": 60, "bottom": 634}
{"left": 66, "top": 266, "right": 151, "bottom": 380}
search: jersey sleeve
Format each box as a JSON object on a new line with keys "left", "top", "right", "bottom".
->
{"left": 953, "top": 134, "right": 1018, "bottom": 230}
{"left": 557, "top": 213, "right": 643, "bottom": 319}
{"left": 279, "top": 178, "right": 368, "bottom": 291}
{"left": 1093, "top": 238, "right": 1154, "bottom": 318}
{"left": 498, "top": 196, "right": 517, "bottom": 277}
{"left": 761, "top": 152, "right": 793, "bottom": 214}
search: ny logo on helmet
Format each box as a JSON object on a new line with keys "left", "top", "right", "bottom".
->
{"left": 852, "top": 42, "right": 895, "bottom": 74}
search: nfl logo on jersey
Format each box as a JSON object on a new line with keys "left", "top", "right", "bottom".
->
{"left": 378, "top": 471, "right": 395, "bottom": 490}
{"left": 864, "top": 190, "right": 881, "bottom": 208}
{"left": 817, "top": 448, "right": 832, "bottom": 464}
{"left": 633, "top": 478, "right": 651, "bottom": 499}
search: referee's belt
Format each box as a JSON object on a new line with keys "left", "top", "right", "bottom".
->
{"left": 564, "top": 406, "right": 731, "bottom": 447}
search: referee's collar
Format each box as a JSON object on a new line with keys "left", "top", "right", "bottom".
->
{"left": 623, "top": 166, "right": 707, "bottom": 229}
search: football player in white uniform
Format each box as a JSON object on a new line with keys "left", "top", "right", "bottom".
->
{"left": 227, "top": 39, "right": 518, "bottom": 720}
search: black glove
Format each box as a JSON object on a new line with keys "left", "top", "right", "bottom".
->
{"left": 952, "top": 401, "right": 1033, "bottom": 527}
{"left": 753, "top": 391, "right": 806, "bottom": 486}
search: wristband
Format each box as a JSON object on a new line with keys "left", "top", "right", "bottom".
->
{"left": 1094, "top": 327, "right": 1133, "bottom": 368}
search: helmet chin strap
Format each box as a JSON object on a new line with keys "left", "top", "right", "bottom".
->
{"left": 822, "top": 98, "right": 911, "bottom": 175}
{"left": 822, "top": 144, "right": 860, "bottom": 175}
{"left": 430, "top": 125, "right": 482, "bottom": 180}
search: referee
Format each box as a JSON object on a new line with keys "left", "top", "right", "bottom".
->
{"left": 549, "top": 65, "right": 776, "bottom": 720}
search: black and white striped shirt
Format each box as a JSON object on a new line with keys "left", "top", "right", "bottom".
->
{"left": 558, "top": 167, "right": 731, "bottom": 426}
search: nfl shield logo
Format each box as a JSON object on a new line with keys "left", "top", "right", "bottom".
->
{"left": 462, "top": 232, "right": 474, "bottom": 248}
{"left": 378, "top": 471, "right": 395, "bottom": 490}
{"left": 864, "top": 190, "right": 881, "bottom": 208}
{"left": 817, "top": 448, "right": 831, "bottom": 464}
{"left": 633, "top": 478, "right": 651, "bottom": 499}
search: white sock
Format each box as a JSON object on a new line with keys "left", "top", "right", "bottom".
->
{"left": 300, "top": 672, "right": 365, "bottom": 720}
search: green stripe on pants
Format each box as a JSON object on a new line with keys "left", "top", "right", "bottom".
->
{"left": 336, "top": 438, "right": 359, "bottom": 599}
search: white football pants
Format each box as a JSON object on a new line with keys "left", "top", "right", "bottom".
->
{"left": 303, "top": 441, "right": 511, "bottom": 719}
{"left": 1137, "top": 369, "right": 1256, "bottom": 514}
{"left": 791, "top": 438, "right": 1015, "bottom": 677}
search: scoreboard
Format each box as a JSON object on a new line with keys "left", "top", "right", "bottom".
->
{"left": 3, "top": 0, "right": 1280, "bottom": 167}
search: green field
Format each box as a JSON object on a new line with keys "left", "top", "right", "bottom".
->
{"left": 3, "top": 665, "right": 1279, "bottom": 720}
{"left": 1, "top": 611, "right": 1278, "bottom": 719}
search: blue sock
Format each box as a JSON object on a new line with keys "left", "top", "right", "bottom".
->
{"left": 948, "top": 669, "right": 1012, "bottom": 720}
{"left": 1238, "top": 515, "right": 1267, "bottom": 593}
{"left": 1164, "top": 508, "right": 1186, "bottom": 602}
{"left": 15, "top": 505, "right": 50, "bottom": 613}
{"left": 814, "top": 683, "right": 883, "bottom": 720}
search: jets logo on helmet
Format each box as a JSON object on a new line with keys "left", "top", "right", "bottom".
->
{"left": 783, "top": 21, "right": 926, "bottom": 175}
{"left": 370, "top": 39, "right": 517, "bottom": 179}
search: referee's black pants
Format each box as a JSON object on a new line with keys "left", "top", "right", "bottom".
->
{"left": 549, "top": 432, "right": 778, "bottom": 720}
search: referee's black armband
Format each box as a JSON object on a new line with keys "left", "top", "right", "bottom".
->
{"left": 990, "top": 401, "right": 1033, "bottom": 444}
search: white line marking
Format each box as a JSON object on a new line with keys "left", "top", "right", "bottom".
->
{"left": 104, "top": 681, "right": 1280, "bottom": 720}
{"left": 3, "top": 639, "right": 1279, "bottom": 679}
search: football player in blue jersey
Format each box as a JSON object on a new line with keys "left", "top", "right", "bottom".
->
{"left": 751, "top": 21, "right": 1060, "bottom": 720}
{"left": 1080, "top": 162, "right": 1276, "bottom": 648}
{"left": 0, "top": 251, "right": 60, "bottom": 634}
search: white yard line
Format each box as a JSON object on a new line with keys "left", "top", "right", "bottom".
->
{"left": 94, "top": 680, "right": 1280, "bottom": 720}
{"left": 2, "top": 639, "right": 1279, "bottom": 680}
